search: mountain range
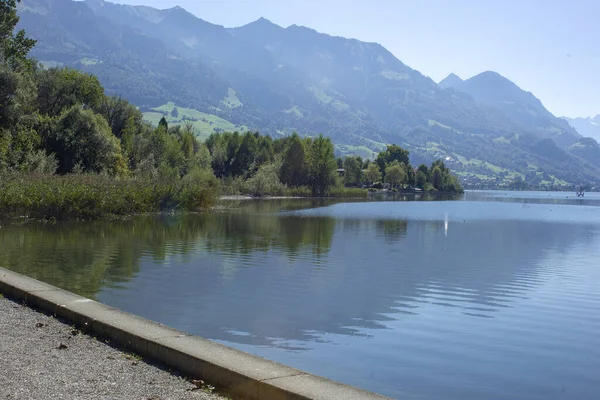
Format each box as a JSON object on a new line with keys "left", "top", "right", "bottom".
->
{"left": 563, "top": 115, "right": 600, "bottom": 143}
{"left": 16, "top": 0, "right": 600, "bottom": 187}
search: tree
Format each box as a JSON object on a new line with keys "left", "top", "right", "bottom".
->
{"left": 158, "top": 116, "right": 168, "bottom": 130}
{"left": 280, "top": 133, "right": 308, "bottom": 187}
{"left": 230, "top": 131, "right": 258, "bottom": 176}
{"left": 406, "top": 165, "right": 416, "bottom": 187}
{"left": 1, "top": 0, "right": 36, "bottom": 71}
{"left": 416, "top": 170, "right": 427, "bottom": 188}
{"left": 206, "top": 133, "right": 228, "bottom": 177}
{"left": 36, "top": 68, "right": 105, "bottom": 117}
{"left": 365, "top": 163, "right": 381, "bottom": 184}
{"left": 0, "top": 63, "right": 36, "bottom": 130}
{"left": 43, "top": 105, "right": 126, "bottom": 175}
{"left": 343, "top": 156, "right": 362, "bottom": 186}
{"left": 171, "top": 107, "right": 179, "bottom": 118}
{"left": 376, "top": 144, "right": 410, "bottom": 178}
{"left": 245, "top": 161, "right": 285, "bottom": 196}
{"left": 431, "top": 166, "right": 443, "bottom": 190}
{"left": 336, "top": 157, "right": 343, "bottom": 169}
{"left": 99, "top": 95, "right": 142, "bottom": 139}
{"left": 385, "top": 160, "right": 406, "bottom": 189}
{"left": 307, "top": 134, "right": 337, "bottom": 196}
{"left": 255, "top": 135, "right": 274, "bottom": 165}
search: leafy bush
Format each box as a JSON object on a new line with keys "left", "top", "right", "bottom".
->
{"left": 219, "top": 176, "right": 246, "bottom": 195}
{"left": 176, "top": 168, "right": 219, "bottom": 211}
{"left": 245, "top": 162, "right": 286, "bottom": 196}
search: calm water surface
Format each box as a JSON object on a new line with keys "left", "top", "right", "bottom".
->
{"left": 1, "top": 191, "right": 599, "bottom": 399}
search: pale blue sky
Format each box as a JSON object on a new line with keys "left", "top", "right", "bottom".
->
{"left": 113, "top": 0, "right": 600, "bottom": 118}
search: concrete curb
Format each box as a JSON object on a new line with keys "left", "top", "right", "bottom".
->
{"left": 0, "top": 267, "right": 390, "bottom": 400}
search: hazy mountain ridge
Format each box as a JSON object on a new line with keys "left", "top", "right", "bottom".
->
{"left": 439, "top": 71, "right": 582, "bottom": 148}
{"left": 17, "top": 0, "right": 600, "bottom": 186}
{"left": 564, "top": 115, "right": 600, "bottom": 142}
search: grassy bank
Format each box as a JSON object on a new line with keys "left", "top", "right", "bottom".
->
{"left": 0, "top": 172, "right": 218, "bottom": 220}
{"left": 219, "top": 177, "right": 368, "bottom": 198}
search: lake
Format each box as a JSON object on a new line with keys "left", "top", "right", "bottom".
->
{"left": 1, "top": 191, "right": 599, "bottom": 399}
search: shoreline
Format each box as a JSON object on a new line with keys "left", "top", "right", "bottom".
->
{"left": 218, "top": 190, "right": 462, "bottom": 201}
{"left": 0, "top": 267, "right": 389, "bottom": 400}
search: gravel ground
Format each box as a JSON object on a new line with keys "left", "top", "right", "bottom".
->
{"left": 0, "top": 294, "right": 229, "bottom": 400}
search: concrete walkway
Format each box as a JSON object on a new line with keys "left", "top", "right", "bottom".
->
{"left": 0, "top": 294, "right": 228, "bottom": 400}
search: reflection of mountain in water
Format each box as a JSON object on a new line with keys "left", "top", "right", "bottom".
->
{"left": 1, "top": 201, "right": 597, "bottom": 350}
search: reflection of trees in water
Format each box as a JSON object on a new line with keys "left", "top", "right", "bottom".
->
{"left": 1, "top": 206, "right": 596, "bottom": 351}
{"left": 147, "top": 219, "right": 593, "bottom": 349}
{"left": 0, "top": 216, "right": 210, "bottom": 298}
{"left": 375, "top": 219, "right": 408, "bottom": 242}
{"left": 0, "top": 212, "right": 338, "bottom": 297}
{"left": 201, "top": 214, "right": 336, "bottom": 258}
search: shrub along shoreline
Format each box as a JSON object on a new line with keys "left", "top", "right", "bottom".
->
{"left": 0, "top": 172, "right": 218, "bottom": 220}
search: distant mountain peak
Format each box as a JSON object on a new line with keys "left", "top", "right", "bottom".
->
{"left": 240, "top": 17, "right": 283, "bottom": 31}
{"left": 253, "top": 17, "right": 276, "bottom": 25}
{"left": 438, "top": 73, "right": 463, "bottom": 89}
{"left": 469, "top": 71, "right": 518, "bottom": 87}
{"left": 444, "top": 72, "right": 462, "bottom": 81}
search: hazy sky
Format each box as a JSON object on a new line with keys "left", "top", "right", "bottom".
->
{"left": 113, "top": 0, "right": 599, "bottom": 118}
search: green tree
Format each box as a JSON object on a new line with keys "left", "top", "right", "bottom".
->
{"left": 255, "top": 135, "right": 274, "bottom": 165}
{"left": 307, "top": 134, "right": 337, "bottom": 196}
{"left": 206, "top": 133, "right": 228, "bottom": 177}
{"left": 376, "top": 144, "right": 410, "bottom": 178}
{"left": 231, "top": 131, "right": 258, "bottom": 177}
{"left": 416, "top": 170, "right": 427, "bottom": 188}
{"left": 171, "top": 107, "right": 179, "bottom": 118}
{"left": 99, "top": 95, "right": 143, "bottom": 139}
{"left": 406, "top": 164, "right": 416, "bottom": 187}
{"left": 158, "top": 116, "right": 168, "bottom": 130}
{"left": 343, "top": 156, "right": 362, "bottom": 186}
{"left": 225, "top": 131, "right": 242, "bottom": 176}
{"left": 36, "top": 68, "right": 105, "bottom": 117}
{"left": 280, "top": 133, "right": 308, "bottom": 187}
{"left": 1, "top": 0, "right": 36, "bottom": 71}
{"left": 43, "top": 105, "right": 126, "bottom": 175}
{"left": 245, "top": 161, "right": 285, "bottom": 196}
{"left": 0, "top": 63, "right": 36, "bottom": 130}
{"left": 385, "top": 160, "right": 406, "bottom": 189}
{"left": 365, "top": 163, "right": 382, "bottom": 184}
{"left": 431, "top": 166, "right": 443, "bottom": 190}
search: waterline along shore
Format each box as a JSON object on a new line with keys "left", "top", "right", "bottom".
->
{"left": 0, "top": 267, "right": 390, "bottom": 400}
